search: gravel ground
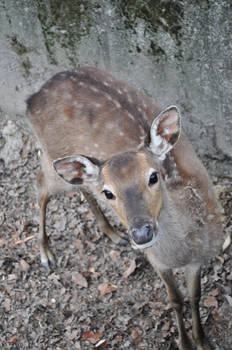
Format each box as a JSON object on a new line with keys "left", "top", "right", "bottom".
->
{"left": 0, "top": 114, "right": 231, "bottom": 350}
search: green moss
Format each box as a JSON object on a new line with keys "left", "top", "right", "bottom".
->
{"left": 117, "top": 0, "right": 183, "bottom": 38}
{"left": 148, "top": 41, "right": 166, "bottom": 60}
{"left": 0, "top": 136, "right": 6, "bottom": 149}
{"left": 22, "top": 57, "right": 32, "bottom": 77}
{"left": 9, "top": 36, "right": 32, "bottom": 78}
{"left": 115, "top": 0, "right": 184, "bottom": 58}
{"left": 36, "top": 0, "right": 95, "bottom": 65}
{"left": 10, "top": 36, "right": 29, "bottom": 55}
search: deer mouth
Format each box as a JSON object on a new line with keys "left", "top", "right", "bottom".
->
{"left": 131, "top": 235, "right": 159, "bottom": 249}
{"left": 130, "top": 222, "right": 159, "bottom": 250}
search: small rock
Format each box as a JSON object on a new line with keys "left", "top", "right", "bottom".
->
{"left": 20, "top": 259, "right": 30, "bottom": 271}
{"left": 72, "top": 272, "right": 88, "bottom": 288}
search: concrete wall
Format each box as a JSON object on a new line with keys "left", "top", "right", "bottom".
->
{"left": 0, "top": 0, "right": 231, "bottom": 177}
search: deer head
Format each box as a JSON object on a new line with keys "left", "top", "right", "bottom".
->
{"left": 53, "top": 106, "right": 181, "bottom": 249}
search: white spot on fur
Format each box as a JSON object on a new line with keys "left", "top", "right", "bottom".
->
{"left": 143, "top": 112, "right": 148, "bottom": 120}
{"left": 127, "top": 95, "right": 133, "bottom": 104}
{"left": 139, "top": 125, "right": 144, "bottom": 134}
{"left": 143, "top": 103, "right": 147, "bottom": 109}
{"left": 94, "top": 103, "right": 102, "bottom": 108}
{"left": 127, "top": 113, "right": 134, "bottom": 120}
{"left": 90, "top": 86, "right": 99, "bottom": 93}
{"left": 113, "top": 100, "right": 121, "bottom": 108}
{"left": 105, "top": 94, "right": 113, "bottom": 101}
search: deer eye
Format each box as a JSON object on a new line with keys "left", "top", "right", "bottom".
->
{"left": 148, "top": 172, "right": 158, "bottom": 186}
{"left": 102, "top": 189, "right": 115, "bottom": 200}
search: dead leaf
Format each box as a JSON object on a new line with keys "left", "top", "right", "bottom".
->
{"left": 98, "top": 282, "right": 117, "bottom": 295}
{"left": 85, "top": 210, "right": 94, "bottom": 219}
{"left": 72, "top": 273, "right": 88, "bottom": 288}
{"left": 48, "top": 273, "right": 60, "bottom": 283}
{"left": 149, "top": 301, "right": 164, "bottom": 307}
{"left": 161, "top": 320, "right": 171, "bottom": 331}
{"left": 204, "top": 296, "right": 218, "bottom": 308}
{"left": 109, "top": 250, "right": 121, "bottom": 261}
{"left": 3, "top": 298, "right": 11, "bottom": 312}
{"left": 129, "top": 328, "right": 142, "bottom": 346}
{"left": 123, "top": 259, "right": 136, "bottom": 278}
{"left": 170, "top": 326, "right": 175, "bottom": 333}
{"left": 82, "top": 330, "right": 103, "bottom": 344}
{"left": 8, "top": 274, "right": 17, "bottom": 281}
{"left": 7, "top": 335, "right": 18, "bottom": 343}
{"left": 215, "top": 185, "right": 225, "bottom": 199}
{"left": 75, "top": 240, "right": 83, "bottom": 249}
{"left": 216, "top": 255, "right": 225, "bottom": 264}
{"left": 0, "top": 238, "right": 7, "bottom": 248}
{"left": 209, "top": 288, "right": 219, "bottom": 297}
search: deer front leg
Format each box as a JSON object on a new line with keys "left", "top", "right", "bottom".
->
{"left": 37, "top": 171, "right": 56, "bottom": 269}
{"left": 81, "top": 189, "right": 128, "bottom": 246}
{"left": 157, "top": 269, "right": 194, "bottom": 350}
{"left": 186, "top": 265, "right": 212, "bottom": 350}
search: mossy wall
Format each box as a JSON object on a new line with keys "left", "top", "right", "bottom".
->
{"left": 0, "top": 0, "right": 231, "bottom": 177}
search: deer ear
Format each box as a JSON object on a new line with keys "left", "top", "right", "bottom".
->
{"left": 149, "top": 106, "right": 181, "bottom": 160}
{"left": 53, "top": 155, "right": 100, "bottom": 185}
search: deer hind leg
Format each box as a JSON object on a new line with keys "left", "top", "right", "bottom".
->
{"left": 186, "top": 265, "right": 212, "bottom": 350}
{"left": 37, "top": 170, "right": 56, "bottom": 269}
{"left": 157, "top": 269, "right": 194, "bottom": 350}
{"left": 81, "top": 188, "right": 128, "bottom": 246}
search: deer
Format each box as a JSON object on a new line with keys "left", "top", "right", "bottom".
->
{"left": 26, "top": 66, "right": 226, "bottom": 350}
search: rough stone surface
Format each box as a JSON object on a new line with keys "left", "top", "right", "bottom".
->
{"left": 0, "top": 120, "right": 24, "bottom": 165}
{"left": 0, "top": 0, "right": 231, "bottom": 177}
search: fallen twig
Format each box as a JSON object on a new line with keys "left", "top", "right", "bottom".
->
{"left": 15, "top": 235, "right": 35, "bottom": 245}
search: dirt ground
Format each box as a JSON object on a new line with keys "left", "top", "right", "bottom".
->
{"left": 0, "top": 114, "right": 232, "bottom": 350}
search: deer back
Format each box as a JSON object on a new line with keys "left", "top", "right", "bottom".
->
{"left": 27, "top": 67, "right": 224, "bottom": 267}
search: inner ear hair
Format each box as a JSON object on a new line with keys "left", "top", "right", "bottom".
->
{"left": 84, "top": 155, "right": 105, "bottom": 167}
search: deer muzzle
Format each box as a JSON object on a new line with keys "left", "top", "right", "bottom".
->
{"left": 130, "top": 221, "right": 159, "bottom": 250}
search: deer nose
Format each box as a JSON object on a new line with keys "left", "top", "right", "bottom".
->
{"left": 131, "top": 224, "right": 153, "bottom": 245}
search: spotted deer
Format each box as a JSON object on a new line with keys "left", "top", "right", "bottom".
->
{"left": 27, "top": 66, "right": 226, "bottom": 350}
